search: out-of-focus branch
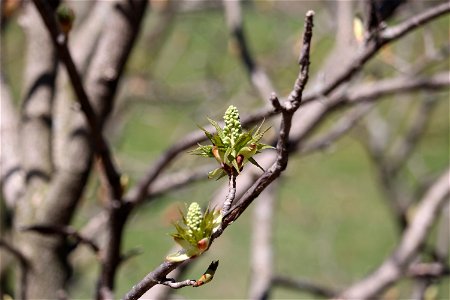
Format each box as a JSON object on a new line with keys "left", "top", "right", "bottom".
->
{"left": 407, "top": 262, "right": 450, "bottom": 278}
{"left": 33, "top": 1, "right": 148, "bottom": 299}
{"left": 125, "top": 4, "right": 449, "bottom": 212}
{"left": 212, "top": 71, "right": 449, "bottom": 219}
{"left": 221, "top": 8, "right": 314, "bottom": 229}
{"left": 21, "top": 224, "right": 100, "bottom": 254}
{"left": 302, "top": 2, "right": 450, "bottom": 105}
{"left": 222, "top": 0, "right": 275, "bottom": 100}
{"left": 122, "top": 11, "right": 315, "bottom": 300}
{"left": 299, "top": 103, "right": 374, "bottom": 155}
{"left": 53, "top": 1, "right": 112, "bottom": 173}
{"left": 382, "top": 2, "right": 450, "bottom": 41}
{"left": 387, "top": 97, "right": 438, "bottom": 175}
{"left": 148, "top": 164, "right": 213, "bottom": 198}
{"left": 288, "top": 71, "right": 449, "bottom": 149}
{"left": 248, "top": 184, "right": 276, "bottom": 300}
{"left": 0, "top": 240, "right": 30, "bottom": 300}
{"left": 339, "top": 168, "right": 450, "bottom": 299}
{"left": 0, "top": 5, "right": 23, "bottom": 207}
{"left": 272, "top": 274, "right": 338, "bottom": 298}
{"left": 19, "top": 1, "right": 57, "bottom": 186}
{"left": 360, "top": 94, "right": 440, "bottom": 231}
{"left": 0, "top": 73, "right": 24, "bottom": 207}
{"left": 32, "top": 0, "right": 122, "bottom": 200}
{"left": 435, "top": 201, "right": 449, "bottom": 263}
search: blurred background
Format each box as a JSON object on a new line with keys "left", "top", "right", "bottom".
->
{"left": 1, "top": 0, "right": 449, "bottom": 299}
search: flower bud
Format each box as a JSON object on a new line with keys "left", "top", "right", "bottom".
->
{"left": 186, "top": 202, "right": 202, "bottom": 232}
{"left": 223, "top": 105, "right": 242, "bottom": 145}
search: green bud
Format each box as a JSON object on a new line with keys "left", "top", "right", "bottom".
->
{"left": 186, "top": 202, "right": 202, "bottom": 232}
{"left": 56, "top": 5, "right": 75, "bottom": 34}
{"left": 223, "top": 105, "right": 242, "bottom": 145}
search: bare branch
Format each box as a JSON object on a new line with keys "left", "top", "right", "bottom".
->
{"left": 222, "top": 0, "right": 275, "bottom": 100}
{"left": 148, "top": 165, "right": 213, "bottom": 198}
{"left": 221, "top": 8, "right": 314, "bottom": 229}
{"left": 122, "top": 10, "right": 315, "bottom": 300}
{"left": 407, "top": 262, "right": 450, "bottom": 279}
{"left": 248, "top": 184, "right": 276, "bottom": 300}
{"left": 302, "top": 2, "right": 450, "bottom": 104}
{"left": 32, "top": 0, "right": 123, "bottom": 200}
{"left": 0, "top": 73, "right": 24, "bottom": 207}
{"left": 123, "top": 260, "right": 185, "bottom": 300}
{"left": 21, "top": 224, "right": 100, "bottom": 254}
{"left": 272, "top": 274, "right": 338, "bottom": 298}
{"left": 387, "top": 97, "right": 438, "bottom": 175}
{"left": 288, "top": 71, "right": 449, "bottom": 149}
{"left": 382, "top": 2, "right": 450, "bottom": 41}
{"left": 20, "top": 1, "right": 57, "bottom": 185}
{"left": 299, "top": 103, "right": 374, "bottom": 155}
{"left": 221, "top": 172, "right": 237, "bottom": 215}
{"left": 124, "top": 3, "right": 449, "bottom": 212}
{"left": 339, "top": 168, "right": 450, "bottom": 299}
{"left": 0, "top": 240, "right": 30, "bottom": 300}
{"left": 32, "top": 1, "right": 148, "bottom": 299}
{"left": 157, "top": 278, "right": 196, "bottom": 289}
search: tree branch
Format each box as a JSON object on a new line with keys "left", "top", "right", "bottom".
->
{"left": 124, "top": 3, "right": 449, "bottom": 213}
{"left": 0, "top": 240, "right": 30, "bottom": 300}
{"left": 32, "top": 0, "right": 122, "bottom": 200}
{"left": 221, "top": 172, "right": 237, "bottom": 215}
{"left": 301, "top": 2, "right": 450, "bottom": 105}
{"left": 157, "top": 278, "right": 196, "bottom": 289}
{"left": 20, "top": 1, "right": 57, "bottom": 186}
{"left": 222, "top": 0, "right": 275, "bottom": 100}
{"left": 248, "top": 184, "right": 276, "bottom": 299}
{"left": 339, "top": 168, "right": 450, "bottom": 299}
{"left": 32, "top": 1, "right": 148, "bottom": 299}
{"left": 272, "top": 274, "right": 338, "bottom": 298}
{"left": 21, "top": 224, "right": 100, "bottom": 254}
{"left": 122, "top": 10, "right": 315, "bottom": 300}
{"left": 0, "top": 72, "right": 24, "bottom": 207}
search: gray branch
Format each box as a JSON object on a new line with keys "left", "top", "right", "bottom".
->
{"left": 339, "top": 168, "right": 450, "bottom": 299}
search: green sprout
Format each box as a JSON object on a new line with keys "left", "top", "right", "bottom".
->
{"left": 166, "top": 202, "right": 222, "bottom": 262}
{"left": 190, "top": 105, "right": 273, "bottom": 180}
{"left": 56, "top": 5, "right": 75, "bottom": 35}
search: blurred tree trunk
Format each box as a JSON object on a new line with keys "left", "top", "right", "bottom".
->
{"left": 13, "top": 1, "right": 70, "bottom": 298}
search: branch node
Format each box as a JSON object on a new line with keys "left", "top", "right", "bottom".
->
{"left": 269, "top": 93, "right": 282, "bottom": 111}
{"left": 158, "top": 278, "right": 196, "bottom": 289}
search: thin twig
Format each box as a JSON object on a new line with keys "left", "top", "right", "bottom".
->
{"left": 124, "top": 3, "right": 449, "bottom": 212}
{"left": 221, "top": 10, "right": 314, "bottom": 226}
{"left": 221, "top": 172, "right": 237, "bottom": 215}
{"left": 301, "top": 2, "right": 450, "bottom": 105}
{"left": 157, "top": 278, "right": 196, "bottom": 289}
{"left": 122, "top": 10, "right": 315, "bottom": 300}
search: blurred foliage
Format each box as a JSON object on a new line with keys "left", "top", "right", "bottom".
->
{"left": 3, "top": 1, "right": 449, "bottom": 299}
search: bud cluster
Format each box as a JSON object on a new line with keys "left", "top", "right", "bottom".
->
{"left": 186, "top": 202, "right": 202, "bottom": 233}
{"left": 222, "top": 105, "right": 242, "bottom": 146}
